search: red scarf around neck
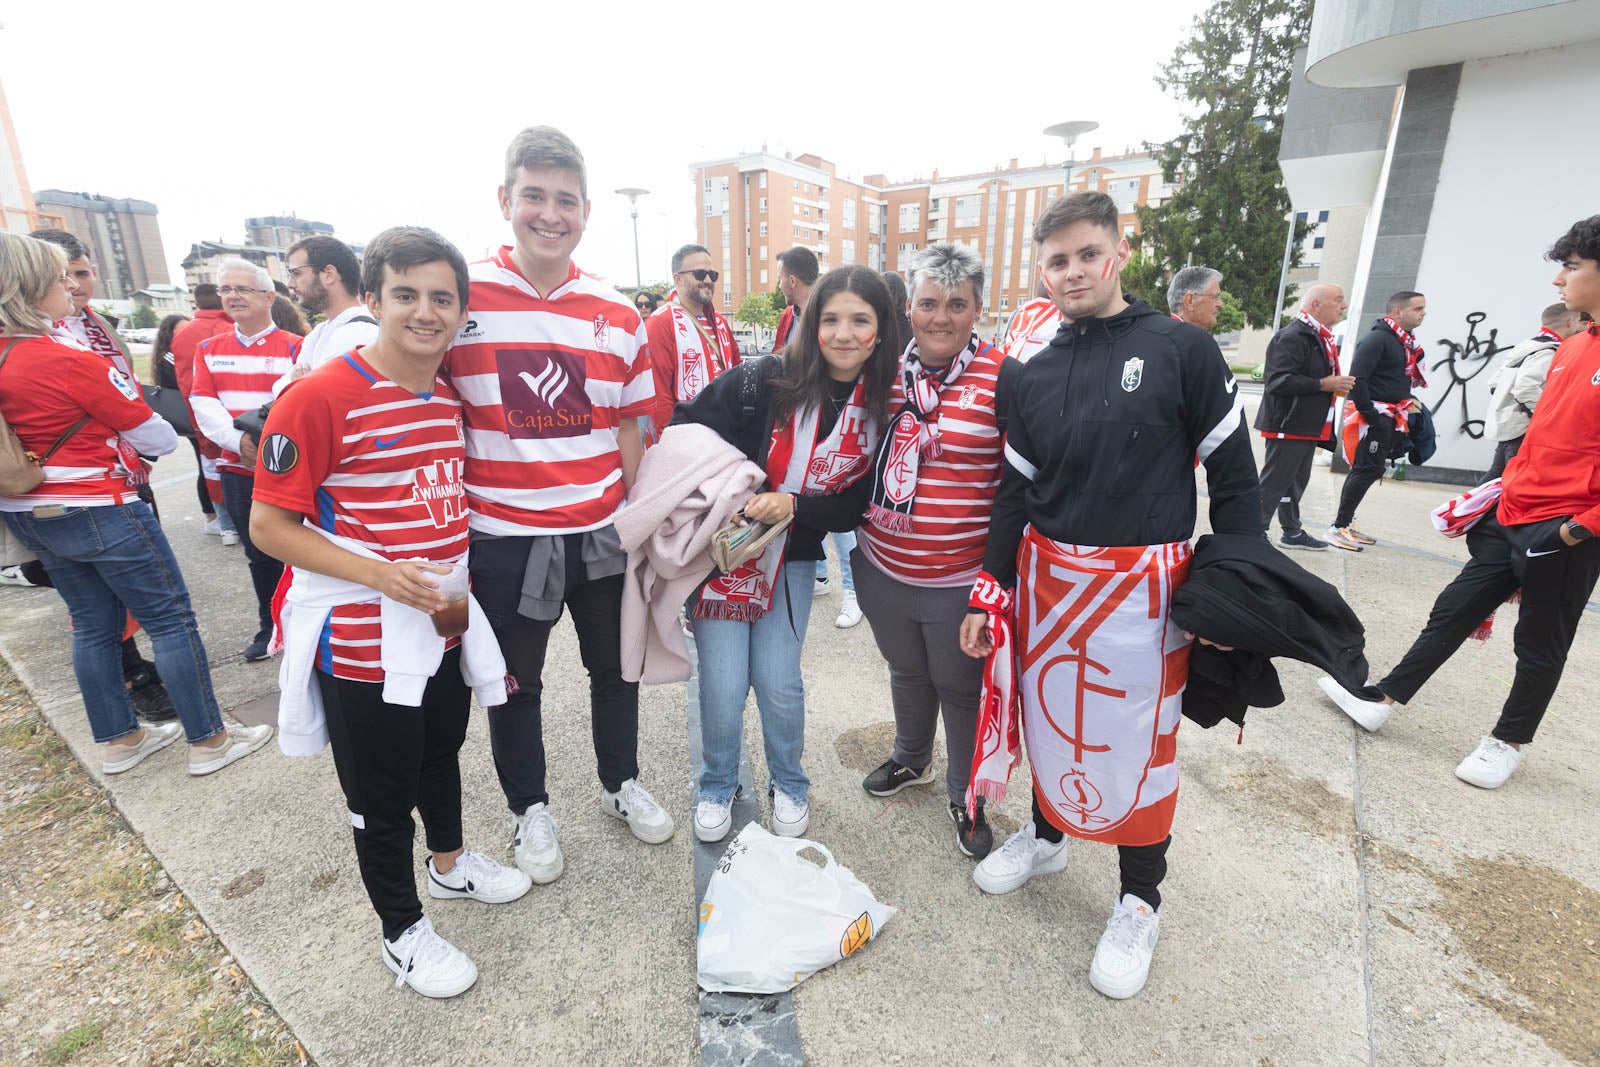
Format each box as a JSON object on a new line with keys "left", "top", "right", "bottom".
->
{"left": 1383, "top": 316, "right": 1426, "bottom": 388}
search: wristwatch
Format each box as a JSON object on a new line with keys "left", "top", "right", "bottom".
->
{"left": 1566, "top": 520, "right": 1594, "bottom": 542}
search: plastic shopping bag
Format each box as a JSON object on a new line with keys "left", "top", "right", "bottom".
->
{"left": 696, "top": 823, "right": 897, "bottom": 994}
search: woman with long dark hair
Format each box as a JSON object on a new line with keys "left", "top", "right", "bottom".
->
{"left": 669, "top": 265, "right": 898, "bottom": 842}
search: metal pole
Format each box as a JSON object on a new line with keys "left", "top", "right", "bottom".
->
{"left": 630, "top": 205, "right": 642, "bottom": 294}
{"left": 1270, "top": 212, "right": 1296, "bottom": 328}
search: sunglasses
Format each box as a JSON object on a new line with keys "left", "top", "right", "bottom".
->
{"left": 678, "top": 268, "right": 720, "bottom": 282}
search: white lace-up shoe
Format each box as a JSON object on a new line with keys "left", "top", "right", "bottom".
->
{"left": 187, "top": 723, "right": 272, "bottom": 776}
{"left": 427, "top": 850, "right": 532, "bottom": 904}
{"left": 1089, "top": 894, "right": 1162, "bottom": 999}
{"left": 103, "top": 723, "right": 182, "bottom": 774}
{"left": 1316, "top": 675, "right": 1392, "bottom": 732}
{"left": 601, "top": 778, "right": 675, "bottom": 843}
{"left": 973, "top": 821, "right": 1068, "bottom": 895}
{"left": 771, "top": 789, "right": 809, "bottom": 837}
{"left": 382, "top": 916, "right": 477, "bottom": 998}
{"left": 694, "top": 799, "right": 733, "bottom": 843}
{"left": 1454, "top": 736, "right": 1523, "bottom": 789}
{"left": 834, "top": 592, "right": 862, "bottom": 628}
{"left": 511, "top": 802, "right": 563, "bottom": 884}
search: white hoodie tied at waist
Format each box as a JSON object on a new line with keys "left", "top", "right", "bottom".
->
{"left": 276, "top": 527, "right": 508, "bottom": 757}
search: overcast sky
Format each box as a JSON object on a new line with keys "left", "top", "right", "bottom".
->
{"left": 3, "top": 0, "right": 1213, "bottom": 292}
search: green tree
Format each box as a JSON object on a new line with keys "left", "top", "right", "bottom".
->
{"left": 736, "top": 292, "right": 779, "bottom": 332}
{"left": 1134, "top": 0, "right": 1312, "bottom": 327}
{"left": 129, "top": 304, "right": 160, "bottom": 330}
{"left": 1214, "top": 289, "right": 1246, "bottom": 333}
{"left": 769, "top": 290, "right": 788, "bottom": 316}
{"left": 1121, "top": 253, "right": 1169, "bottom": 313}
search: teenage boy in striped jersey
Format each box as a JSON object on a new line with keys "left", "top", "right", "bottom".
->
{"left": 252, "top": 227, "right": 529, "bottom": 999}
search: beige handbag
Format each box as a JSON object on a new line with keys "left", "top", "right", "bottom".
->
{"left": 711, "top": 512, "right": 792, "bottom": 572}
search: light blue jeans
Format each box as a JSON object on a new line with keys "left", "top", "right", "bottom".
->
{"left": 3, "top": 501, "right": 225, "bottom": 745}
{"left": 815, "top": 530, "right": 856, "bottom": 592}
{"left": 694, "top": 562, "right": 815, "bottom": 805}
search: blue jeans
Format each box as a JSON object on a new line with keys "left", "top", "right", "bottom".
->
{"left": 3, "top": 502, "right": 225, "bottom": 745}
{"left": 814, "top": 531, "right": 856, "bottom": 593}
{"left": 694, "top": 563, "right": 814, "bottom": 805}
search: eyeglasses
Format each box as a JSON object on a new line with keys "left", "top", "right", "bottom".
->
{"left": 677, "top": 268, "right": 719, "bottom": 283}
{"left": 285, "top": 265, "right": 315, "bottom": 279}
{"left": 217, "top": 286, "right": 268, "bottom": 296}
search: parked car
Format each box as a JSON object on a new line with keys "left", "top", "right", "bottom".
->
{"left": 122, "top": 327, "right": 157, "bottom": 345}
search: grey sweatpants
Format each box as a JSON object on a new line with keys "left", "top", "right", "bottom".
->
{"left": 850, "top": 548, "right": 982, "bottom": 804}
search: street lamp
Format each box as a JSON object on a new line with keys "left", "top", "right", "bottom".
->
{"left": 615, "top": 187, "right": 650, "bottom": 295}
{"left": 1043, "top": 120, "right": 1099, "bottom": 193}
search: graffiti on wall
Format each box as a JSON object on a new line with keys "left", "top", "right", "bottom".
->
{"left": 1429, "top": 312, "right": 1505, "bottom": 440}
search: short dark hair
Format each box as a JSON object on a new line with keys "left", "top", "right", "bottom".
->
{"left": 1033, "top": 191, "right": 1120, "bottom": 245}
{"left": 193, "top": 283, "right": 222, "bottom": 310}
{"left": 360, "top": 226, "right": 470, "bottom": 307}
{"left": 1548, "top": 215, "right": 1600, "bottom": 265}
{"left": 504, "top": 126, "right": 587, "bottom": 201}
{"left": 286, "top": 235, "right": 361, "bottom": 297}
{"left": 1385, "top": 291, "right": 1423, "bottom": 312}
{"left": 29, "top": 228, "right": 90, "bottom": 262}
{"left": 776, "top": 247, "right": 819, "bottom": 286}
{"left": 671, "top": 243, "right": 711, "bottom": 274}
{"left": 1541, "top": 302, "right": 1576, "bottom": 327}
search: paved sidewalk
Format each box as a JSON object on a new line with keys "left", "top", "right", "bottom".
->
{"left": 2, "top": 431, "right": 1597, "bottom": 1066}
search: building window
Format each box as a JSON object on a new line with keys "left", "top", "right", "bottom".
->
{"left": 898, "top": 242, "right": 919, "bottom": 255}
{"left": 955, "top": 196, "right": 981, "bottom": 228}
{"left": 1318, "top": 210, "right": 1329, "bottom": 223}
{"left": 803, "top": 183, "right": 810, "bottom": 193}
{"left": 706, "top": 204, "right": 715, "bottom": 216}
{"left": 760, "top": 269, "right": 768, "bottom": 284}
{"left": 760, "top": 222, "right": 768, "bottom": 237}
{"left": 795, "top": 226, "right": 802, "bottom": 238}
{"left": 704, "top": 178, "right": 713, "bottom": 191}
{"left": 759, "top": 244, "right": 767, "bottom": 259}
{"left": 759, "top": 172, "right": 767, "bottom": 188}
{"left": 1001, "top": 296, "right": 1009, "bottom": 309}
{"left": 1294, "top": 211, "right": 1308, "bottom": 223}
{"left": 899, "top": 203, "right": 921, "bottom": 233}
{"left": 802, "top": 206, "right": 810, "bottom": 217}
{"left": 759, "top": 197, "right": 767, "bottom": 211}
{"left": 794, "top": 180, "right": 801, "bottom": 191}
{"left": 724, "top": 286, "right": 732, "bottom": 305}
{"left": 1313, "top": 236, "right": 1325, "bottom": 249}
{"left": 842, "top": 238, "right": 856, "bottom": 263}
{"left": 842, "top": 198, "right": 857, "bottom": 228}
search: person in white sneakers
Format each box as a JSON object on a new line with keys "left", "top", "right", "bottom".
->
{"left": 251, "top": 227, "right": 530, "bottom": 999}
{"left": 1317, "top": 215, "right": 1600, "bottom": 791}
{"left": 443, "top": 127, "right": 674, "bottom": 882}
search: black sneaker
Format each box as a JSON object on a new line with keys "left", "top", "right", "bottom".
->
{"left": 242, "top": 633, "right": 272, "bottom": 662}
{"left": 862, "top": 758, "right": 934, "bottom": 797}
{"left": 129, "top": 679, "right": 178, "bottom": 722}
{"left": 1278, "top": 529, "right": 1330, "bottom": 552}
{"left": 950, "top": 802, "right": 993, "bottom": 859}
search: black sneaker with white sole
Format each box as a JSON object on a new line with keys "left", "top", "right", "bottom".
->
{"left": 863, "top": 757, "right": 934, "bottom": 796}
{"left": 1278, "top": 529, "right": 1329, "bottom": 551}
{"left": 950, "top": 802, "right": 993, "bottom": 859}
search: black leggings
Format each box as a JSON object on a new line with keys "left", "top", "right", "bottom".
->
{"left": 1033, "top": 789, "right": 1172, "bottom": 909}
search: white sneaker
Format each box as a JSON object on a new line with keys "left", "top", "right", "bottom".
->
{"left": 382, "top": 916, "right": 476, "bottom": 999}
{"left": 220, "top": 530, "right": 241, "bottom": 547}
{"left": 771, "top": 788, "right": 809, "bottom": 837}
{"left": 427, "top": 850, "right": 532, "bottom": 904}
{"left": 973, "top": 821, "right": 1069, "bottom": 895}
{"left": 834, "top": 592, "right": 862, "bottom": 629}
{"left": 1455, "top": 736, "right": 1523, "bottom": 789}
{"left": 103, "top": 722, "right": 182, "bottom": 774}
{"left": 601, "top": 778, "right": 675, "bottom": 844}
{"left": 814, "top": 575, "right": 832, "bottom": 596}
{"left": 203, "top": 517, "right": 222, "bottom": 536}
{"left": 693, "top": 799, "right": 733, "bottom": 843}
{"left": 1089, "top": 893, "right": 1162, "bottom": 999}
{"left": 187, "top": 723, "right": 272, "bottom": 776}
{"left": 1316, "top": 675, "right": 1391, "bottom": 732}
{"left": 0, "top": 564, "right": 38, "bottom": 587}
{"left": 511, "top": 803, "right": 563, "bottom": 884}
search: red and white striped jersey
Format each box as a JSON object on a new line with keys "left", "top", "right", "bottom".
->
{"left": 190, "top": 326, "right": 303, "bottom": 474}
{"left": 252, "top": 351, "right": 469, "bottom": 682}
{"left": 858, "top": 343, "right": 1007, "bottom": 587}
{"left": 443, "top": 249, "right": 655, "bottom": 535}
{"left": 999, "top": 297, "right": 1063, "bottom": 364}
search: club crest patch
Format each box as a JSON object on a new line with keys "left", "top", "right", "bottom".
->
{"left": 1120, "top": 357, "right": 1144, "bottom": 393}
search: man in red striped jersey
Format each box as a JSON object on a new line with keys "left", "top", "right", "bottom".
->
{"left": 445, "top": 126, "right": 672, "bottom": 886}
{"left": 252, "top": 227, "right": 528, "bottom": 999}
{"left": 997, "top": 279, "right": 1064, "bottom": 364}
{"left": 189, "top": 259, "right": 304, "bottom": 661}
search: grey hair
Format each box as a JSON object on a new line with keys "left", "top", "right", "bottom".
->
{"left": 908, "top": 242, "right": 985, "bottom": 303}
{"left": 1167, "top": 266, "right": 1221, "bottom": 312}
{"left": 215, "top": 257, "right": 273, "bottom": 292}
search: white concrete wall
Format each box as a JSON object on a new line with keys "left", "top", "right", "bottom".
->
{"left": 1410, "top": 40, "right": 1600, "bottom": 471}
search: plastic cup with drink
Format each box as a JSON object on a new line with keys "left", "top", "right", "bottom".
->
{"left": 429, "top": 563, "right": 471, "bottom": 639}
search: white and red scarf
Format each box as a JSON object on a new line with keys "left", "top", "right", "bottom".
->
{"left": 869, "top": 335, "right": 982, "bottom": 532}
{"left": 666, "top": 299, "right": 736, "bottom": 405}
{"left": 1383, "top": 316, "right": 1426, "bottom": 389}
{"left": 1338, "top": 397, "right": 1417, "bottom": 467}
{"left": 696, "top": 381, "right": 877, "bottom": 621}
{"left": 1430, "top": 479, "right": 1516, "bottom": 641}
{"left": 966, "top": 571, "right": 1020, "bottom": 818}
{"left": 1297, "top": 310, "right": 1339, "bottom": 373}
{"left": 1536, "top": 325, "right": 1562, "bottom": 343}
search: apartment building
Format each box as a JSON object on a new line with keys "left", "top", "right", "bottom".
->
{"left": 32, "top": 190, "right": 171, "bottom": 300}
{"left": 690, "top": 147, "right": 1174, "bottom": 331}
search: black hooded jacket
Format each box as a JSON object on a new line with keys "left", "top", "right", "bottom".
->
{"left": 983, "top": 297, "right": 1263, "bottom": 584}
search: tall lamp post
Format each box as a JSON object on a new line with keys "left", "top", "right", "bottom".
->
{"left": 1043, "top": 120, "right": 1099, "bottom": 194}
{"left": 615, "top": 186, "right": 649, "bottom": 295}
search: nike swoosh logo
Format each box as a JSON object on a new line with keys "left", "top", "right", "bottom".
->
{"left": 1526, "top": 547, "right": 1561, "bottom": 558}
{"left": 373, "top": 432, "right": 410, "bottom": 450}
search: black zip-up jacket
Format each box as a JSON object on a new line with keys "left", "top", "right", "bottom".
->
{"left": 982, "top": 297, "right": 1263, "bottom": 585}
{"left": 668, "top": 356, "right": 869, "bottom": 562}
{"left": 1347, "top": 319, "right": 1413, "bottom": 419}
{"left": 1253, "top": 318, "right": 1336, "bottom": 443}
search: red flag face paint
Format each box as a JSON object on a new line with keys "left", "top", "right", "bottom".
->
{"left": 819, "top": 288, "right": 881, "bottom": 382}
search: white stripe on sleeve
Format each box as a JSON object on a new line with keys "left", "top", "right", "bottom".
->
{"left": 1196, "top": 394, "right": 1247, "bottom": 464}
{"left": 1004, "top": 441, "right": 1039, "bottom": 481}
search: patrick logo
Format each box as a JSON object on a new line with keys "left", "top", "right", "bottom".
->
{"left": 411, "top": 458, "right": 466, "bottom": 528}
{"left": 497, "top": 347, "right": 592, "bottom": 439}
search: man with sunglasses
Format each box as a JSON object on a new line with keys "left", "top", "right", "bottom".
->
{"left": 647, "top": 244, "right": 739, "bottom": 432}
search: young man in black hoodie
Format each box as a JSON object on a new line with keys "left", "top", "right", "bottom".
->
{"left": 959, "top": 191, "right": 1262, "bottom": 1000}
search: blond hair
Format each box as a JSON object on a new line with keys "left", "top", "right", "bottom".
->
{"left": 0, "top": 233, "right": 67, "bottom": 337}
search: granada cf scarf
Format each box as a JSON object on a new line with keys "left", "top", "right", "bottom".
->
{"left": 1383, "top": 316, "right": 1426, "bottom": 389}
{"left": 696, "top": 381, "right": 876, "bottom": 621}
{"left": 1016, "top": 530, "right": 1192, "bottom": 847}
{"left": 868, "top": 335, "right": 981, "bottom": 532}
{"left": 1430, "top": 480, "right": 1516, "bottom": 641}
{"left": 665, "top": 301, "right": 736, "bottom": 406}
{"left": 1338, "top": 397, "right": 1417, "bottom": 466}
{"left": 966, "top": 571, "right": 1019, "bottom": 819}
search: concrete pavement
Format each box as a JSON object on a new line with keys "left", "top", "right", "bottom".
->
{"left": 2, "top": 416, "right": 1597, "bottom": 1066}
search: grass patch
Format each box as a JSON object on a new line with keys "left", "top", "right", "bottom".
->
{"left": 44, "top": 1021, "right": 103, "bottom": 1064}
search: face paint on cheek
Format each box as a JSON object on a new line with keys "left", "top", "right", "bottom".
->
{"left": 861, "top": 332, "right": 876, "bottom": 351}
{"left": 1101, "top": 257, "right": 1115, "bottom": 280}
